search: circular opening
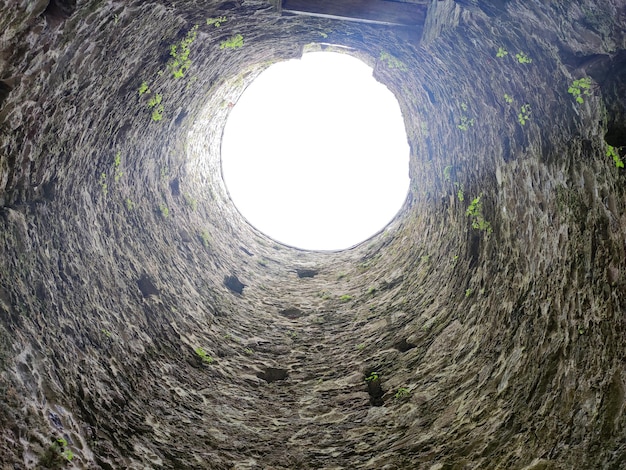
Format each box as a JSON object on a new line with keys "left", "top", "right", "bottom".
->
{"left": 221, "top": 51, "right": 410, "bottom": 251}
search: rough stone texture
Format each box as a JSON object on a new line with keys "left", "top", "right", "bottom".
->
{"left": 1, "top": 0, "right": 625, "bottom": 468}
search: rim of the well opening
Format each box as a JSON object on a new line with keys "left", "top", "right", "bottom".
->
{"left": 219, "top": 49, "right": 411, "bottom": 251}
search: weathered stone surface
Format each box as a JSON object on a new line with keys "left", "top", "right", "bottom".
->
{"left": 0, "top": 0, "right": 625, "bottom": 468}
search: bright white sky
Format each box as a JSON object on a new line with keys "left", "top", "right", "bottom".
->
{"left": 221, "top": 51, "right": 410, "bottom": 251}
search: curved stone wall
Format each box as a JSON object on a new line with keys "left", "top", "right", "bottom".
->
{"left": 0, "top": 0, "right": 625, "bottom": 468}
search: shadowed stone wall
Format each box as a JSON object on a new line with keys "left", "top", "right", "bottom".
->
{"left": 0, "top": 0, "right": 625, "bottom": 468}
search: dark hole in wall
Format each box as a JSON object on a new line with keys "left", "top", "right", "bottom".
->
{"left": 43, "top": 0, "right": 77, "bottom": 20}
{"left": 366, "top": 374, "right": 384, "bottom": 406}
{"left": 570, "top": 54, "right": 612, "bottom": 78}
{"left": 170, "top": 178, "right": 180, "bottom": 196}
{"left": 35, "top": 282, "right": 47, "bottom": 302}
{"left": 0, "top": 81, "right": 12, "bottom": 109}
{"left": 605, "top": 126, "right": 626, "bottom": 150}
{"left": 561, "top": 51, "right": 626, "bottom": 151}
{"left": 257, "top": 367, "right": 288, "bottom": 383}
{"left": 48, "top": 411, "right": 63, "bottom": 430}
{"left": 468, "top": 233, "right": 480, "bottom": 268}
{"left": 394, "top": 338, "right": 417, "bottom": 352}
{"left": 42, "top": 179, "right": 57, "bottom": 201}
{"left": 279, "top": 308, "right": 305, "bottom": 319}
{"left": 296, "top": 268, "right": 318, "bottom": 278}
{"left": 240, "top": 247, "right": 254, "bottom": 256}
{"left": 224, "top": 275, "right": 245, "bottom": 294}
{"left": 604, "top": 81, "right": 626, "bottom": 149}
{"left": 593, "top": 52, "right": 626, "bottom": 150}
{"left": 174, "top": 110, "right": 188, "bottom": 126}
{"left": 137, "top": 275, "right": 159, "bottom": 298}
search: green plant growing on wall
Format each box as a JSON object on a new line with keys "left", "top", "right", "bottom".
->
{"left": 357, "top": 343, "right": 365, "bottom": 351}
{"left": 138, "top": 81, "right": 150, "bottom": 95}
{"left": 379, "top": 51, "right": 408, "bottom": 71}
{"left": 365, "top": 372, "right": 380, "bottom": 382}
{"left": 465, "top": 288, "right": 473, "bottom": 298}
{"left": 159, "top": 203, "right": 169, "bottom": 218}
{"left": 194, "top": 347, "right": 214, "bottom": 363}
{"left": 568, "top": 77, "right": 592, "bottom": 104}
{"left": 138, "top": 81, "right": 163, "bottom": 121}
{"left": 206, "top": 16, "right": 227, "bottom": 27}
{"left": 458, "top": 115, "right": 474, "bottom": 131}
{"left": 220, "top": 34, "right": 244, "bottom": 49}
{"left": 168, "top": 24, "right": 199, "bottom": 78}
{"left": 607, "top": 145, "right": 624, "bottom": 168}
{"left": 41, "top": 437, "right": 73, "bottom": 465}
{"left": 147, "top": 93, "right": 161, "bottom": 108}
{"left": 496, "top": 47, "right": 508, "bottom": 58}
{"left": 443, "top": 165, "right": 453, "bottom": 182}
{"left": 515, "top": 52, "right": 532, "bottom": 64}
{"left": 503, "top": 93, "right": 513, "bottom": 104}
{"left": 147, "top": 93, "right": 164, "bottom": 122}
{"left": 518, "top": 104, "right": 531, "bottom": 125}
{"left": 466, "top": 195, "right": 493, "bottom": 233}
{"left": 113, "top": 151, "right": 123, "bottom": 182}
{"left": 151, "top": 106, "right": 164, "bottom": 121}
{"left": 395, "top": 387, "right": 410, "bottom": 399}
{"left": 454, "top": 182, "right": 464, "bottom": 201}
{"left": 125, "top": 198, "right": 134, "bottom": 210}
{"left": 58, "top": 438, "right": 73, "bottom": 461}
{"left": 340, "top": 294, "right": 353, "bottom": 302}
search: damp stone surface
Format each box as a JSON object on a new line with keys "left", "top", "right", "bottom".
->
{"left": 0, "top": 0, "right": 625, "bottom": 469}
